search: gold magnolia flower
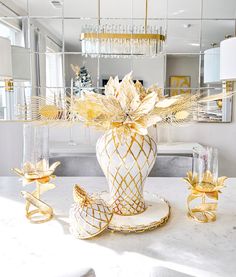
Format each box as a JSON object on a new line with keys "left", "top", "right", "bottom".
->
{"left": 184, "top": 171, "right": 227, "bottom": 200}
{"left": 12, "top": 160, "right": 60, "bottom": 186}
{"left": 72, "top": 72, "right": 197, "bottom": 138}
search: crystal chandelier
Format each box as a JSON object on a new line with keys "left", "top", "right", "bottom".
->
{"left": 80, "top": 0, "right": 166, "bottom": 58}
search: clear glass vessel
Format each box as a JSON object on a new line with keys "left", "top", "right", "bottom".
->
{"left": 23, "top": 123, "right": 49, "bottom": 172}
{"left": 193, "top": 146, "right": 218, "bottom": 183}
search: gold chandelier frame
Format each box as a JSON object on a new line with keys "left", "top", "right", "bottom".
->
{"left": 81, "top": 33, "right": 165, "bottom": 41}
{"left": 80, "top": 0, "right": 166, "bottom": 43}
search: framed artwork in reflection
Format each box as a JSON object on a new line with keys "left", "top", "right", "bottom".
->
{"left": 169, "top": 76, "right": 191, "bottom": 96}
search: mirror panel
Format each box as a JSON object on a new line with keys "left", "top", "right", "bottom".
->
{"left": 197, "top": 87, "right": 233, "bottom": 123}
{"left": 167, "top": 0, "right": 201, "bottom": 19}
{"left": 166, "top": 54, "right": 199, "bottom": 96}
{"left": 202, "top": 0, "right": 236, "bottom": 19}
{"left": 132, "top": 0, "right": 167, "bottom": 19}
{"left": 0, "top": 0, "right": 234, "bottom": 122}
{"left": 30, "top": 18, "right": 63, "bottom": 53}
{"left": 28, "top": 0, "right": 63, "bottom": 17}
{"left": 64, "top": 18, "right": 97, "bottom": 53}
{"left": 201, "top": 20, "right": 235, "bottom": 53}
{"left": 64, "top": 0, "right": 98, "bottom": 18}
{"left": 166, "top": 20, "right": 201, "bottom": 54}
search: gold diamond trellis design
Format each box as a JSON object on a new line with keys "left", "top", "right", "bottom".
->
{"left": 96, "top": 130, "right": 157, "bottom": 216}
{"left": 69, "top": 199, "right": 113, "bottom": 239}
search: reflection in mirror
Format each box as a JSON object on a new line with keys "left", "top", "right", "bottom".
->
{"left": 0, "top": 17, "right": 31, "bottom": 120}
{"left": 28, "top": 0, "right": 63, "bottom": 17}
{"left": 166, "top": 54, "right": 199, "bottom": 95}
{"left": 167, "top": 0, "right": 201, "bottom": 19}
{"left": 99, "top": 56, "right": 165, "bottom": 89}
{"left": 197, "top": 87, "right": 233, "bottom": 122}
{"left": 199, "top": 20, "right": 235, "bottom": 122}
{"left": 0, "top": 0, "right": 234, "bottom": 123}
{"left": 65, "top": 54, "right": 98, "bottom": 96}
{"left": 166, "top": 20, "right": 201, "bottom": 54}
{"left": 202, "top": 0, "right": 236, "bottom": 19}
{"left": 64, "top": 19, "right": 97, "bottom": 53}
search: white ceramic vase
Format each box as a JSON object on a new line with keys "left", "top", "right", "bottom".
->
{"left": 96, "top": 129, "right": 157, "bottom": 216}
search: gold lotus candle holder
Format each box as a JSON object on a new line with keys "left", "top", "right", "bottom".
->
{"left": 184, "top": 171, "right": 227, "bottom": 223}
{"left": 13, "top": 159, "right": 60, "bottom": 223}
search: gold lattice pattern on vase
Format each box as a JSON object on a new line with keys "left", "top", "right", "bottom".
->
{"left": 97, "top": 130, "right": 157, "bottom": 216}
{"left": 70, "top": 185, "right": 113, "bottom": 239}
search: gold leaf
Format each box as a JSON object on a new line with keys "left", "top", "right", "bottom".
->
{"left": 36, "top": 159, "right": 48, "bottom": 172}
{"left": 12, "top": 168, "right": 24, "bottom": 177}
{"left": 217, "top": 176, "right": 228, "bottom": 186}
{"left": 49, "top": 161, "right": 61, "bottom": 172}
{"left": 155, "top": 98, "right": 178, "bottom": 108}
{"left": 199, "top": 92, "right": 233, "bottom": 103}
{"left": 187, "top": 193, "right": 200, "bottom": 203}
{"left": 175, "top": 110, "right": 189, "bottom": 120}
{"left": 39, "top": 105, "right": 59, "bottom": 119}
{"left": 130, "top": 122, "right": 148, "bottom": 136}
{"left": 135, "top": 80, "right": 146, "bottom": 100}
{"left": 132, "top": 91, "right": 157, "bottom": 118}
{"left": 23, "top": 162, "right": 35, "bottom": 174}
{"left": 206, "top": 191, "right": 219, "bottom": 200}
{"left": 118, "top": 72, "right": 139, "bottom": 111}
{"left": 104, "top": 76, "right": 120, "bottom": 97}
{"left": 145, "top": 114, "right": 162, "bottom": 127}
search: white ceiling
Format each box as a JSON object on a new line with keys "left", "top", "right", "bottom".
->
{"left": 8, "top": 0, "right": 236, "bottom": 52}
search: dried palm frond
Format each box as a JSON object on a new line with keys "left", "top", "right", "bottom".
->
{"left": 198, "top": 91, "right": 234, "bottom": 103}
{"left": 17, "top": 94, "right": 74, "bottom": 124}
{"left": 152, "top": 93, "right": 199, "bottom": 126}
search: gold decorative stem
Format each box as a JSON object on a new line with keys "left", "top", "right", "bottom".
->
{"left": 22, "top": 187, "right": 53, "bottom": 224}
{"left": 145, "top": 0, "right": 148, "bottom": 33}
{"left": 187, "top": 193, "right": 217, "bottom": 223}
{"left": 98, "top": 0, "right": 100, "bottom": 26}
{"left": 12, "top": 160, "right": 60, "bottom": 223}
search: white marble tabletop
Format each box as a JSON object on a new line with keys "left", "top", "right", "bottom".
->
{"left": 0, "top": 177, "right": 235, "bottom": 277}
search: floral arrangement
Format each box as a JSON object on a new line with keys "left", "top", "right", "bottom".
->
{"left": 71, "top": 72, "right": 198, "bottom": 138}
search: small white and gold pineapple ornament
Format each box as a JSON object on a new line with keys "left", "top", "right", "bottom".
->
{"left": 69, "top": 185, "right": 113, "bottom": 239}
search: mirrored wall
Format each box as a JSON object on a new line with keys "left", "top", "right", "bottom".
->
{"left": 0, "top": 0, "right": 235, "bottom": 122}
